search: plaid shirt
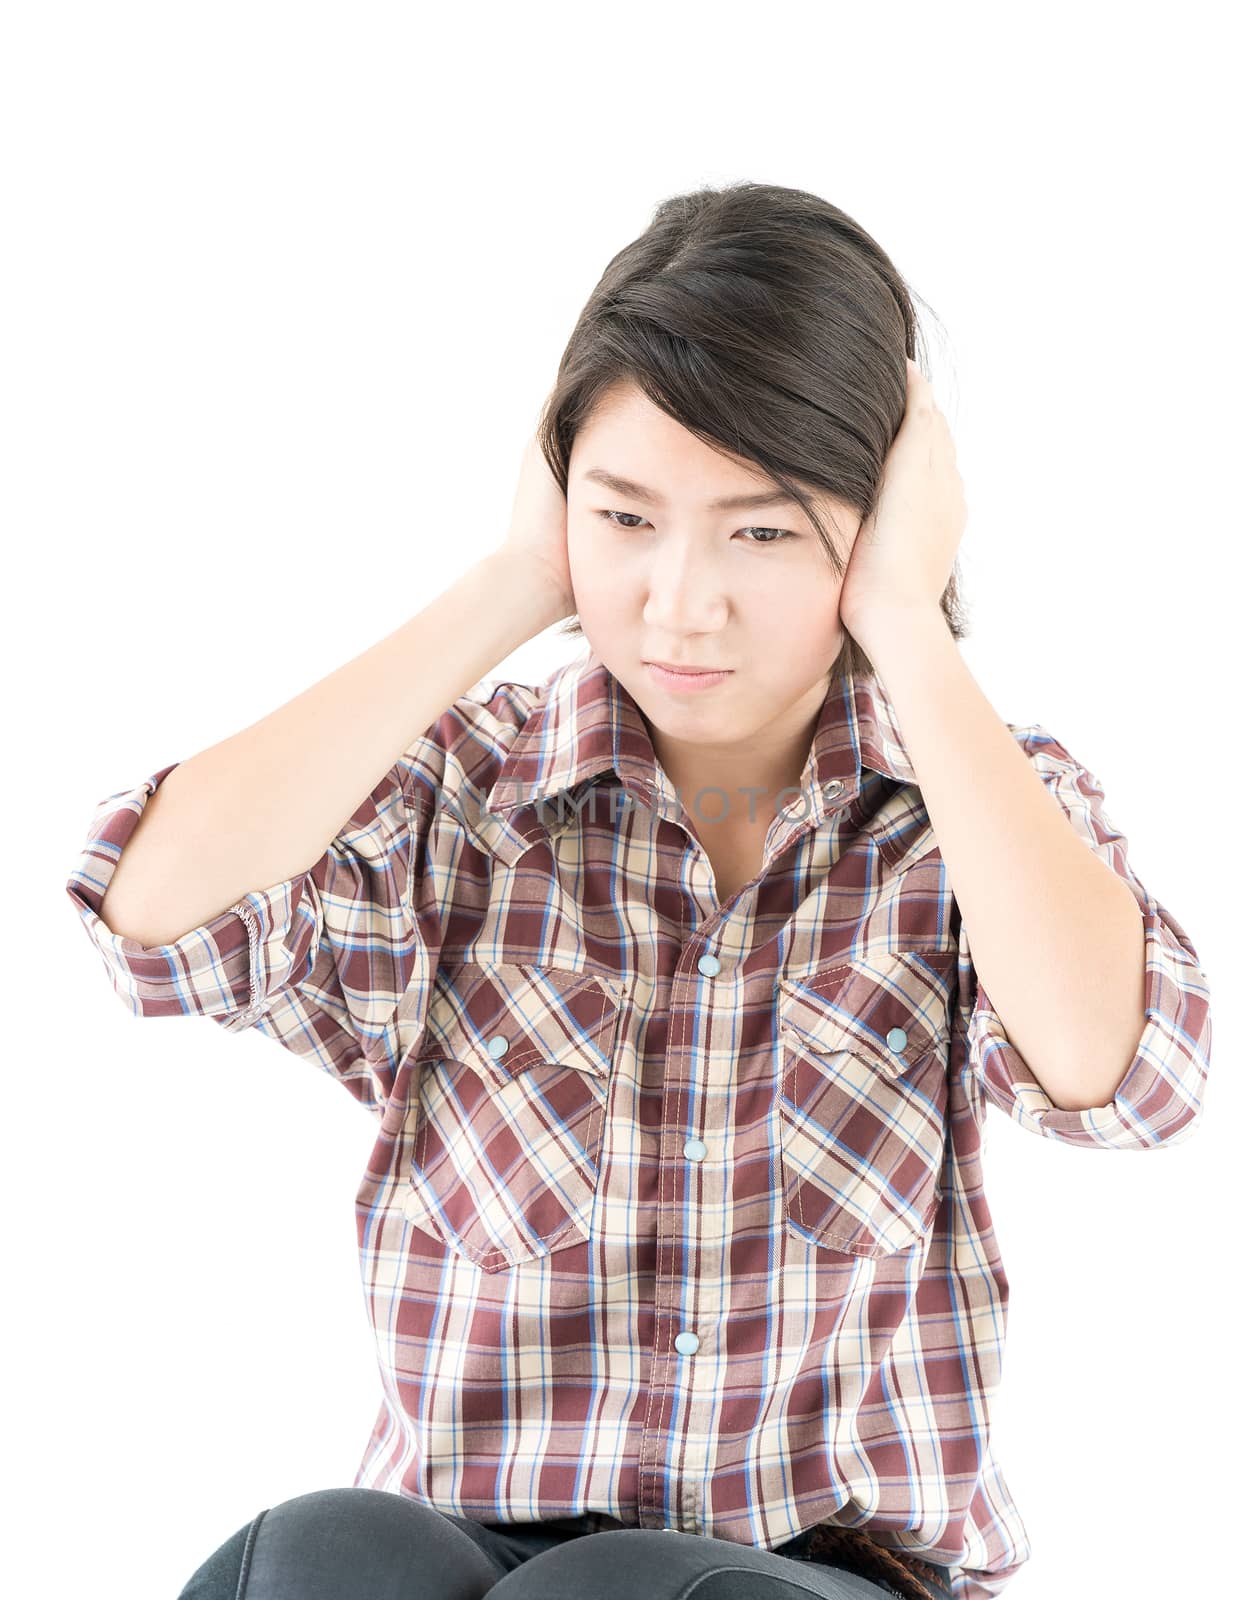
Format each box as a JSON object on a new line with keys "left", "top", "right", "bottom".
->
{"left": 65, "top": 645, "right": 1211, "bottom": 1599}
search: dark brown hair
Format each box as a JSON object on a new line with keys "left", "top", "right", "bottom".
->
{"left": 538, "top": 180, "right": 971, "bottom": 684}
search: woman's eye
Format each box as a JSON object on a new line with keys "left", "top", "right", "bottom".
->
{"left": 597, "top": 509, "right": 795, "bottom": 544}
{"left": 741, "top": 526, "right": 796, "bottom": 544}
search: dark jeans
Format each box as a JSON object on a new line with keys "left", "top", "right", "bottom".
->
{"left": 176, "top": 1487, "right": 954, "bottom": 1599}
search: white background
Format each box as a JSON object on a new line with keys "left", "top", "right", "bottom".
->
{"left": 4, "top": 3, "right": 1228, "bottom": 1595}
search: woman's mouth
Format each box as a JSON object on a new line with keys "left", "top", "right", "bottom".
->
{"left": 645, "top": 661, "right": 734, "bottom": 693}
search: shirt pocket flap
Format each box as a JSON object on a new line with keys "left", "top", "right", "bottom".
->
{"left": 778, "top": 949, "right": 955, "bottom": 1080}
{"left": 422, "top": 963, "right": 624, "bottom": 1085}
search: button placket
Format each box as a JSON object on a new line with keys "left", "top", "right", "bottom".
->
{"left": 688, "top": 951, "right": 721, "bottom": 1170}
{"left": 676, "top": 946, "right": 723, "bottom": 1355}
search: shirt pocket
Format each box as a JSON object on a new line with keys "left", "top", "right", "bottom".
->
{"left": 400, "top": 962, "right": 624, "bottom": 1274}
{"left": 776, "top": 950, "right": 954, "bottom": 1258}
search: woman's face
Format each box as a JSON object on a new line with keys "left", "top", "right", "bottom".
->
{"left": 566, "top": 381, "right": 862, "bottom": 780}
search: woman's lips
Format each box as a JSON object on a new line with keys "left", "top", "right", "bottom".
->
{"left": 645, "top": 661, "right": 734, "bottom": 693}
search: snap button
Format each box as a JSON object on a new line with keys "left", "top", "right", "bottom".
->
{"left": 821, "top": 779, "right": 845, "bottom": 799}
{"left": 886, "top": 1026, "right": 908, "bottom": 1053}
{"left": 683, "top": 1138, "right": 707, "bottom": 1161}
{"left": 486, "top": 1034, "right": 510, "bottom": 1058}
{"left": 674, "top": 1331, "right": 700, "bottom": 1355}
{"left": 697, "top": 954, "right": 721, "bottom": 977}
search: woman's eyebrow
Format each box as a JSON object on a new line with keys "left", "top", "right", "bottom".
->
{"left": 581, "top": 467, "right": 799, "bottom": 513}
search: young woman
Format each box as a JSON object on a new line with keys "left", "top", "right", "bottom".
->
{"left": 66, "top": 182, "right": 1210, "bottom": 1600}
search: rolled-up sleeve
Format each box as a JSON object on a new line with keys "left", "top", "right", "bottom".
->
{"left": 66, "top": 754, "right": 441, "bottom": 1115}
{"left": 958, "top": 727, "right": 1212, "bottom": 1151}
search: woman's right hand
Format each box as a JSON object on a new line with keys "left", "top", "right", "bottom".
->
{"left": 498, "top": 431, "right": 575, "bottom": 621}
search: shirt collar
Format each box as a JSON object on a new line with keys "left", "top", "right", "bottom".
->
{"left": 485, "top": 645, "right": 917, "bottom": 836}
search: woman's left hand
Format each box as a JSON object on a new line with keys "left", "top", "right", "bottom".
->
{"left": 837, "top": 356, "right": 968, "bottom": 646}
